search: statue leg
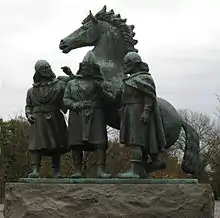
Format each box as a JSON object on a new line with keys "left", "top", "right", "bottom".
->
{"left": 70, "top": 149, "right": 83, "bottom": 178}
{"left": 51, "top": 152, "right": 62, "bottom": 179}
{"left": 28, "top": 151, "right": 41, "bottom": 178}
{"left": 117, "top": 146, "right": 145, "bottom": 178}
{"left": 141, "top": 147, "right": 148, "bottom": 178}
{"left": 145, "top": 153, "right": 166, "bottom": 174}
{"left": 96, "top": 144, "right": 112, "bottom": 178}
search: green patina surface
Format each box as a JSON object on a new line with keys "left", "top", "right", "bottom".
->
{"left": 18, "top": 178, "right": 198, "bottom": 184}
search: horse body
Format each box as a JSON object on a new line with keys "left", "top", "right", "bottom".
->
{"left": 59, "top": 5, "right": 200, "bottom": 175}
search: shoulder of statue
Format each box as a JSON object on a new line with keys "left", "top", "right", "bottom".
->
{"left": 32, "top": 82, "right": 39, "bottom": 87}
{"left": 137, "top": 71, "right": 154, "bottom": 82}
{"left": 67, "top": 78, "right": 77, "bottom": 86}
{"left": 57, "top": 76, "right": 70, "bottom": 82}
{"left": 124, "top": 71, "right": 151, "bottom": 81}
{"left": 74, "top": 74, "right": 84, "bottom": 79}
{"left": 27, "top": 87, "right": 33, "bottom": 93}
{"left": 46, "top": 79, "right": 59, "bottom": 87}
{"left": 135, "top": 71, "right": 152, "bottom": 77}
{"left": 51, "top": 78, "right": 58, "bottom": 83}
{"left": 32, "top": 79, "right": 58, "bottom": 87}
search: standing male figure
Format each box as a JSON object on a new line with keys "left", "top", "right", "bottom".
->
{"left": 118, "top": 52, "right": 167, "bottom": 178}
{"left": 25, "top": 60, "right": 69, "bottom": 178}
{"left": 63, "top": 51, "right": 113, "bottom": 178}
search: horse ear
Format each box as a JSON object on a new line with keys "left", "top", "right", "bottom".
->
{"left": 97, "top": 5, "right": 107, "bottom": 16}
{"left": 89, "top": 10, "right": 98, "bottom": 23}
{"left": 101, "top": 5, "right": 107, "bottom": 13}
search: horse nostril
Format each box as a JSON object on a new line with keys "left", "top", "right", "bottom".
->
{"left": 60, "top": 39, "right": 64, "bottom": 44}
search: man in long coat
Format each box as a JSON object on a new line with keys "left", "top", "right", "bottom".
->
{"left": 63, "top": 52, "right": 113, "bottom": 178}
{"left": 25, "top": 60, "right": 69, "bottom": 178}
{"left": 118, "top": 52, "right": 167, "bottom": 178}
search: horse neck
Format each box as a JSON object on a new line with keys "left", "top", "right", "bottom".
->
{"left": 92, "top": 31, "right": 126, "bottom": 66}
{"left": 92, "top": 31, "right": 126, "bottom": 87}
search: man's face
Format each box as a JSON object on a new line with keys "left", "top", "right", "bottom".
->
{"left": 39, "top": 64, "right": 52, "bottom": 75}
{"left": 81, "top": 70, "right": 91, "bottom": 78}
{"left": 123, "top": 59, "right": 134, "bottom": 75}
{"left": 79, "top": 64, "right": 94, "bottom": 78}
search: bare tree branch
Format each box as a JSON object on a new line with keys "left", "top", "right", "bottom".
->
{"left": 173, "top": 109, "right": 220, "bottom": 167}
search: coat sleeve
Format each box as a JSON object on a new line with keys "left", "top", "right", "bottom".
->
{"left": 25, "top": 89, "right": 33, "bottom": 118}
{"left": 95, "top": 80, "right": 115, "bottom": 102}
{"left": 143, "top": 95, "right": 154, "bottom": 112}
{"left": 56, "top": 80, "right": 68, "bottom": 114}
{"left": 63, "top": 81, "right": 73, "bottom": 110}
{"left": 140, "top": 74, "right": 156, "bottom": 112}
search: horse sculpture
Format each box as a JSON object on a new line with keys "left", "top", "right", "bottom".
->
{"left": 59, "top": 5, "right": 201, "bottom": 176}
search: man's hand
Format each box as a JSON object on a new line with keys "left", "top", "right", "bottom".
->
{"left": 83, "top": 100, "right": 92, "bottom": 108}
{"left": 72, "top": 102, "right": 82, "bottom": 111}
{"left": 27, "top": 114, "right": 35, "bottom": 124}
{"left": 116, "top": 87, "right": 123, "bottom": 98}
{"left": 61, "top": 66, "right": 72, "bottom": 76}
{"left": 94, "top": 80, "right": 103, "bottom": 90}
{"left": 140, "top": 111, "right": 150, "bottom": 124}
{"left": 118, "top": 106, "right": 124, "bottom": 115}
{"left": 72, "top": 101, "right": 91, "bottom": 111}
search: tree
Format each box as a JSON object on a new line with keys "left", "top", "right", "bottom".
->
{"left": 207, "top": 96, "right": 220, "bottom": 195}
{"left": 170, "top": 109, "right": 220, "bottom": 168}
{"left": 0, "top": 117, "right": 31, "bottom": 202}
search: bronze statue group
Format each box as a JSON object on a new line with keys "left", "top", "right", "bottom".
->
{"left": 24, "top": 6, "right": 203, "bottom": 180}
{"left": 25, "top": 51, "right": 166, "bottom": 179}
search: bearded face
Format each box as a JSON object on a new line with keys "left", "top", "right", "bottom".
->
{"left": 80, "top": 64, "right": 94, "bottom": 77}
{"left": 123, "top": 59, "right": 134, "bottom": 75}
{"left": 38, "top": 64, "right": 53, "bottom": 77}
{"left": 77, "top": 62, "right": 103, "bottom": 80}
{"left": 33, "top": 60, "right": 56, "bottom": 83}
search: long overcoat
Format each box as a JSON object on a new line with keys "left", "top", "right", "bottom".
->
{"left": 25, "top": 79, "right": 69, "bottom": 156}
{"left": 63, "top": 77, "right": 108, "bottom": 151}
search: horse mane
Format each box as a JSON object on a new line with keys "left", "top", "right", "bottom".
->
{"left": 82, "top": 5, "right": 138, "bottom": 53}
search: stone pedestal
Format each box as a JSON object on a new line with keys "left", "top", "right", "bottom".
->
{"left": 5, "top": 179, "right": 214, "bottom": 218}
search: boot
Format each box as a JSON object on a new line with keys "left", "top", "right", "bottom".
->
{"left": 117, "top": 162, "right": 140, "bottom": 178}
{"left": 117, "top": 146, "right": 145, "bottom": 178}
{"left": 140, "top": 147, "right": 148, "bottom": 178}
{"left": 28, "top": 165, "right": 40, "bottom": 178}
{"left": 70, "top": 150, "right": 83, "bottom": 178}
{"left": 28, "top": 152, "right": 41, "bottom": 178}
{"left": 52, "top": 168, "right": 62, "bottom": 179}
{"left": 145, "top": 153, "right": 166, "bottom": 173}
{"left": 52, "top": 153, "right": 62, "bottom": 179}
{"left": 96, "top": 148, "right": 112, "bottom": 178}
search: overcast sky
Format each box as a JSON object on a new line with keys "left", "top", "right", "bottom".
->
{"left": 0, "top": 0, "right": 219, "bottom": 120}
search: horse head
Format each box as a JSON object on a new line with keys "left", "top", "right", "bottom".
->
{"left": 59, "top": 5, "right": 138, "bottom": 85}
{"left": 59, "top": 10, "right": 100, "bottom": 53}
